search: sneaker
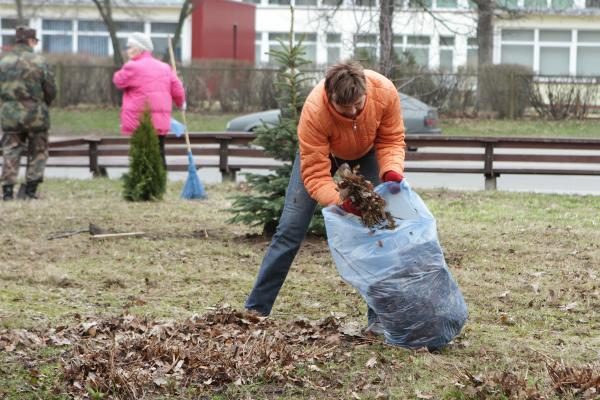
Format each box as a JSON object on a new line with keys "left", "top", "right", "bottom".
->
{"left": 364, "top": 321, "right": 385, "bottom": 336}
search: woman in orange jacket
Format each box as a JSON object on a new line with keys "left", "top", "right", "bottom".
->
{"left": 245, "top": 61, "right": 406, "bottom": 332}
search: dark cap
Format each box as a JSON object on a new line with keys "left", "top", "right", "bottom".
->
{"left": 15, "top": 26, "right": 38, "bottom": 43}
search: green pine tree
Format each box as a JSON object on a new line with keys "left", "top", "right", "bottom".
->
{"left": 228, "top": 8, "right": 325, "bottom": 236}
{"left": 122, "top": 109, "right": 167, "bottom": 201}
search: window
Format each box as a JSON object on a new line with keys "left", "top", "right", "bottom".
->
{"left": 296, "top": 33, "right": 317, "bottom": 63}
{"left": 295, "top": 0, "right": 318, "bottom": 5}
{"left": 149, "top": 22, "right": 180, "bottom": 60}
{"left": 242, "top": 0, "right": 262, "bottom": 3}
{"left": 78, "top": 36, "right": 108, "bottom": 56}
{"left": 578, "top": 30, "right": 600, "bottom": 42}
{"left": 267, "top": 32, "right": 315, "bottom": 63}
{"left": 255, "top": 32, "right": 263, "bottom": 64}
{"left": 500, "top": 29, "right": 534, "bottom": 68}
{"left": 43, "top": 19, "right": 72, "bottom": 31}
{"left": 539, "top": 30, "right": 571, "bottom": 42}
{"left": 1, "top": 18, "right": 28, "bottom": 49}
{"left": 496, "top": 0, "right": 518, "bottom": 7}
{"left": 151, "top": 23, "right": 177, "bottom": 34}
{"left": 467, "top": 37, "right": 478, "bottom": 70}
{"left": 352, "top": 0, "right": 376, "bottom": 6}
{"left": 502, "top": 29, "right": 534, "bottom": 42}
{"left": 327, "top": 33, "right": 342, "bottom": 64}
{"left": 267, "top": 33, "right": 289, "bottom": 62}
{"left": 551, "top": 0, "right": 573, "bottom": 9}
{"left": 354, "top": 34, "right": 377, "bottom": 61}
{"left": 78, "top": 20, "right": 108, "bottom": 56}
{"left": 577, "top": 31, "right": 600, "bottom": 76}
{"left": 405, "top": 35, "right": 430, "bottom": 66}
{"left": 269, "top": 0, "right": 291, "bottom": 4}
{"left": 116, "top": 21, "right": 144, "bottom": 33}
{"left": 439, "top": 36, "right": 454, "bottom": 71}
{"left": 2, "top": 18, "right": 30, "bottom": 30}
{"left": 538, "top": 30, "right": 570, "bottom": 75}
{"left": 393, "top": 35, "right": 404, "bottom": 59}
{"left": 437, "top": 0, "right": 458, "bottom": 7}
{"left": 42, "top": 19, "right": 73, "bottom": 54}
{"left": 576, "top": 47, "right": 600, "bottom": 75}
{"left": 585, "top": 0, "right": 600, "bottom": 7}
{"left": 408, "top": 0, "right": 432, "bottom": 8}
{"left": 501, "top": 45, "right": 534, "bottom": 67}
{"left": 79, "top": 20, "right": 106, "bottom": 32}
{"left": 523, "top": 0, "right": 546, "bottom": 8}
{"left": 322, "top": 0, "right": 344, "bottom": 4}
{"left": 43, "top": 34, "right": 72, "bottom": 53}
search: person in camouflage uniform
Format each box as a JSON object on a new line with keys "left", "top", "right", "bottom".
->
{"left": 1, "top": 26, "right": 56, "bottom": 200}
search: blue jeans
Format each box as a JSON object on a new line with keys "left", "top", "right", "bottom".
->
{"left": 245, "top": 149, "right": 381, "bottom": 324}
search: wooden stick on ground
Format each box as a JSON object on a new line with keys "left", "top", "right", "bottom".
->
{"left": 90, "top": 232, "right": 145, "bottom": 240}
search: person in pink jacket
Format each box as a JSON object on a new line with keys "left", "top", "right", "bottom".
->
{"left": 113, "top": 32, "right": 185, "bottom": 167}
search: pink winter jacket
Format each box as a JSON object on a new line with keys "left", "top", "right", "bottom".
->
{"left": 113, "top": 52, "right": 185, "bottom": 135}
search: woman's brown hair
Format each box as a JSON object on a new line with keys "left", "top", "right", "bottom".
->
{"left": 325, "top": 60, "right": 367, "bottom": 105}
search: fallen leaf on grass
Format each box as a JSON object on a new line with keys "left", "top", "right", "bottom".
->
{"left": 498, "top": 313, "right": 515, "bottom": 326}
{"left": 339, "top": 321, "right": 363, "bottom": 337}
{"left": 560, "top": 302, "right": 578, "bottom": 312}
{"left": 365, "top": 357, "right": 377, "bottom": 368}
{"left": 415, "top": 390, "right": 434, "bottom": 399}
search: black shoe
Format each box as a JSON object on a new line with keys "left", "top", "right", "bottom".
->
{"left": 17, "top": 181, "right": 40, "bottom": 200}
{"left": 2, "top": 184, "right": 14, "bottom": 201}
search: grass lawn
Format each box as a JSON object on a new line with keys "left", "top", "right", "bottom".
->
{"left": 50, "top": 107, "right": 600, "bottom": 139}
{"left": 1, "top": 179, "right": 598, "bottom": 399}
{"left": 440, "top": 118, "right": 600, "bottom": 138}
{"left": 50, "top": 108, "right": 237, "bottom": 137}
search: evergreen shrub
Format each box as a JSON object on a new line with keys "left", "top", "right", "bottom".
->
{"left": 228, "top": 24, "right": 324, "bottom": 236}
{"left": 122, "top": 109, "right": 167, "bottom": 201}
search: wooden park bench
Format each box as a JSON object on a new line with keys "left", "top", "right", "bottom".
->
{"left": 2, "top": 133, "right": 600, "bottom": 190}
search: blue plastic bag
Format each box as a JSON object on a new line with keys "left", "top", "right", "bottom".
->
{"left": 169, "top": 117, "right": 185, "bottom": 137}
{"left": 323, "top": 180, "right": 468, "bottom": 350}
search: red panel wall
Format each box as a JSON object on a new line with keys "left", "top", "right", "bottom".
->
{"left": 191, "top": 0, "right": 255, "bottom": 63}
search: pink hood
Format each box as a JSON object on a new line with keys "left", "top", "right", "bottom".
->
{"left": 113, "top": 52, "right": 185, "bottom": 135}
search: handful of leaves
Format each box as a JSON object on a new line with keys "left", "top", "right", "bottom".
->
{"left": 336, "top": 163, "right": 396, "bottom": 230}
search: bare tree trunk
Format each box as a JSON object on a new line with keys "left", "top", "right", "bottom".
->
{"left": 15, "top": 0, "right": 24, "bottom": 25}
{"left": 162, "top": 0, "right": 195, "bottom": 63}
{"left": 92, "top": 0, "right": 124, "bottom": 67}
{"left": 474, "top": 0, "right": 494, "bottom": 112}
{"left": 378, "top": 0, "right": 394, "bottom": 77}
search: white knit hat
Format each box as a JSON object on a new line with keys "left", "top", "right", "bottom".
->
{"left": 127, "top": 32, "right": 154, "bottom": 52}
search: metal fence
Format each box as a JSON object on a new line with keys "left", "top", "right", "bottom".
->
{"left": 49, "top": 62, "right": 600, "bottom": 117}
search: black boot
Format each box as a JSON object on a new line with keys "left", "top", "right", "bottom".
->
{"left": 2, "top": 184, "right": 14, "bottom": 201}
{"left": 17, "top": 181, "right": 39, "bottom": 200}
{"left": 24, "top": 180, "right": 40, "bottom": 199}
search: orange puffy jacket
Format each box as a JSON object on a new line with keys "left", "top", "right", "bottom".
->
{"left": 298, "top": 70, "right": 406, "bottom": 206}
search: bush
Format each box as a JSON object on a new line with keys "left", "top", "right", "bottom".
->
{"left": 479, "top": 64, "right": 534, "bottom": 119}
{"left": 227, "top": 37, "right": 324, "bottom": 236}
{"left": 122, "top": 110, "right": 166, "bottom": 202}
{"left": 529, "top": 76, "right": 600, "bottom": 120}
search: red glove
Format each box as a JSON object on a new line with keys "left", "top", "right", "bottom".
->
{"left": 341, "top": 198, "right": 362, "bottom": 217}
{"left": 383, "top": 171, "right": 404, "bottom": 194}
{"left": 383, "top": 171, "right": 404, "bottom": 182}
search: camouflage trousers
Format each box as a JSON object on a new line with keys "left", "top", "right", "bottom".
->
{"left": 1, "top": 130, "right": 48, "bottom": 186}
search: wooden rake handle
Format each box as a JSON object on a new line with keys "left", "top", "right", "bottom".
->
{"left": 168, "top": 36, "right": 192, "bottom": 153}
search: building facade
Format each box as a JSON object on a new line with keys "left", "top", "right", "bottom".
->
{"left": 1, "top": 0, "right": 599, "bottom": 76}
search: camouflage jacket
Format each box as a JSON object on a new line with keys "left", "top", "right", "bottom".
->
{"left": 0, "top": 44, "right": 56, "bottom": 132}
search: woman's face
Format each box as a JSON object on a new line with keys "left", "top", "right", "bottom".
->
{"left": 331, "top": 95, "right": 366, "bottom": 119}
{"left": 126, "top": 45, "right": 142, "bottom": 60}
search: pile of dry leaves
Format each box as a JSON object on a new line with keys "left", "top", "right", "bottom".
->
{"left": 458, "top": 362, "right": 600, "bottom": 400}
{"left": 1, "top": 307, "right": 369, "bottom": 398}
{"left": 336, "top": 164, "right": 395, "bottom": 229}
